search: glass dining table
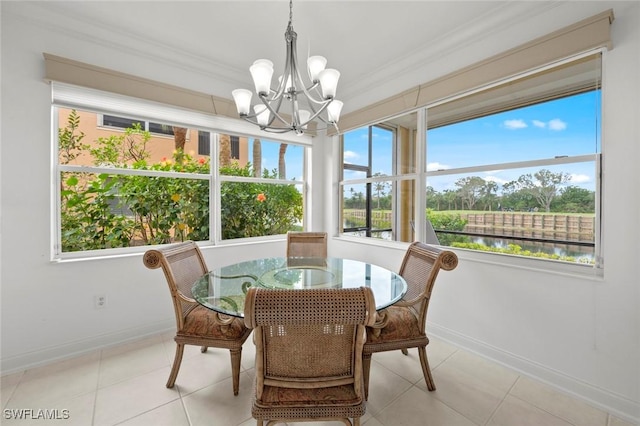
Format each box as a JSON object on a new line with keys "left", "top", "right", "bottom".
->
{"left": 192, "top": 257, "right": 407, "bottom": 318}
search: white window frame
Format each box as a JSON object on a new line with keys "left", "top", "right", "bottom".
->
{"left": 337, "top": 49, "right": 604, "bottom": 277}
{"left": 52, "top": 83, "right": 311, "bottom": 261}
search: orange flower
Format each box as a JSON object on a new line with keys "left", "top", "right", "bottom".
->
{"left": 256, "top": 193, "right": 266, "bottom": 202}
{"left": 171, "top": 194, "right": 181, "bottom": 202}
{"left": 198, "top": 157, "right": 206, "bottom": 165}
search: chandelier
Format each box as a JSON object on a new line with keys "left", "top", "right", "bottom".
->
{"left": 232, "top": 0, "right": 343, "bottom": 136}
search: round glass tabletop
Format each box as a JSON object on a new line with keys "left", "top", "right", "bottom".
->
{"left": 192, "top": 257, "right": 407, "bottom": 317}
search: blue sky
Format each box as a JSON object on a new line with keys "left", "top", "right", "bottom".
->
{"left": 343, "top": 91, "right": 600, "bottom": 194}
{"left": 248, "top": 139, "right": 305, "bottom": 181}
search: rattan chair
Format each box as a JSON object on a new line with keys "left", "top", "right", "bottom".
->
{"left": 143, "top": 241, "right": 252, "bottom": 395}
{"left": 363, "top": 242, "right": 458, "bottom": 398}
{"left": 244, "top": 286, "right": 376, "bottom": 426}
{"left": 286, "top": 231, "right": 328, "bottom": 258}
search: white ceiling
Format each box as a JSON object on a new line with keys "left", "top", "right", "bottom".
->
{"left": 18, "top": 1, "right": 619, "bottom": 115}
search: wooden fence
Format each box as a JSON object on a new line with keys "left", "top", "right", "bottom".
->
{"left": 343, "top": 210, "right": 595, "bottom": 242}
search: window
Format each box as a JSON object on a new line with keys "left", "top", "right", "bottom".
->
{"left": 341, "top": 52, "right": 602, "bottom": 269}
{"left": 341, "top": 113, "right": 418, "bottom": 242}
{"left": 101, "top": 114, "right": 176, "bottom": 136}
{"left": 219, "top": 136, "right": 305, "bottom": 240}
{"left": 199, "top": 133, "right": 240, "bottom": 158}
{"left": 54, "top": 89, "right": 309, "bottom": 258}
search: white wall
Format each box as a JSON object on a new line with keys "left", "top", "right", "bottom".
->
{"left": 1, "top": 1, "right": 638, "bottom": 422}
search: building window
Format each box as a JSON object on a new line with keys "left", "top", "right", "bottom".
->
{"left": 101, "top": 114, "right": 176, "bottom": 136}
{"left": 341, "top": 52, "right": 602, "bottom": 269}
{"left": 55, "top": 100, "right": 307, "bottom": 257}
{"left": 199, "top": 132, "right": 240, "bottom": 159}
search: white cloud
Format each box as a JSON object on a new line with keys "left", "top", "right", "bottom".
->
{"left": 548, "top": 118, "right": 567, "bottom": 131}
{"left": 484, "top": 175, "right": 509, "bottom": 185}
{"left": 343, "top": 150, "right": 359, "bottom": 163}
{"left": 503, "top": 119, "right": 527, "bottom": 129}
{"left": 532, "top": 120, "right": 546, "bottom": 128}
{"left": 426, "top": 162, "right": 450, "bottom": 171}
{"left": 570, "top": 173, "right": 590, "bottom": 183}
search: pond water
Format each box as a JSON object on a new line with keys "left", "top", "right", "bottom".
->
{"left": 470, "top": 236, "right": 595, "bottom": 263}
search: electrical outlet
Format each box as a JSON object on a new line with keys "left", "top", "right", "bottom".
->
{"left": 94, "top": 294, "right": 107, "bottom": 309}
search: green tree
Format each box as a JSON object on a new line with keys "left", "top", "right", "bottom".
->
{"left": 455, "top": 176, "right": 485, "bottom": 210}
{"left": 372, "top": 173, "right": 388, "bottom": 209}
{"left": 427, "top": 209, "right": 468, "bottom": 246}
{"left": 58, "top": 109, "right": 86, "bottom": 164}
{"left": 554, "top": 185, "right": 595, "bottom": 213}
{"left": 509, "top": 169, "right": 570, "bottom": 212}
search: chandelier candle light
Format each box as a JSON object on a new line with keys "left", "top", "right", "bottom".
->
{"left": 232, "top": 0, "right": 343, "bottom": 135}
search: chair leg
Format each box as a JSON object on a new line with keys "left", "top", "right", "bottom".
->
{"left": 401, "top": 348, "right": 409, "bottom": 355}
{"left": 417, "top": 345, "right": 436, "bottom": 391}
{"left": 362, "top": 353, "right": 372, "bottom": 400}
{"left": 230, "top": 347, "right": 242, "bottom": 396}
{"left": 200, "top": 346, "right": 208, "bottom": 353}
{"left": 167, "top": 343, "right": 185, "bottom": 388}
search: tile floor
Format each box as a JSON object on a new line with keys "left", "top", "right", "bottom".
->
{"left": 1, "top": 332, "right": 634, "bottom": 426}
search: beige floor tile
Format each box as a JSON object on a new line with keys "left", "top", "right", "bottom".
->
{"left": 173, "top": 348, "right": 236, "bottom": 396}
{"left": 162, "top": 338, "right": 211, "bottom": 366}
{"left": 182, "top": 371, "right": 254, "bottom": 426}
{"left": 1, "top": 391, "right": 95, "bottom": 426}
{"left": 510, "top": 376, "right": 608, "bottom": 426}
{"left": 488, "top": 395, "right": 575, "bottom": 426}
{"left": 101, "top": 335, "right": 164, "bottom": 358}
{"left": 237, "top": 418, "right": 257, "bottom": 426}
{"left": 94, "top": 367, "right": 178, "bottom": 426}
{"left": 117, "top": 400, "right": 190, "bottom": 426}
{"left": 374, "top": 386, "right": 477, "bottom": 426}
{"left": 99, "top": 335, "right": 170, "bottom": 387}
{"left": 364, "top": 362, "right": 414, "bottom": 416}
{"left": 442, "top": 350, "right": 519, "bottom": 393}
{"left": 363, "top": 416, "right": 385, "bottom": 426}
{"left": 1, "top": 371, "right": 23, "bottom": 408}
{"left": 430, "top": 361, "right": 508, "bottom": 424}
{"left": 369, "top": 350, "right": 426, "bottom": 385}
{"left": 426, "top": 337, "right": 459, "bottom": 367}
{"left": 6, "top": 352, "right": 100, "bottom": 408}
{"left": 1, "top": 333, "right": 631, "bottom": 426}
{"left": 608, "top": 415, "right": 637, "bottom": 426}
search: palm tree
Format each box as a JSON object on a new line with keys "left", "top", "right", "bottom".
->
{"left": 253, "top": 139, "right": 262, "bottom": 177}
{"left": 219, "top": 134, "right": 231, "bottom": 167}
{"left": 278, "top": 144, "right": 288, "bottom": 179}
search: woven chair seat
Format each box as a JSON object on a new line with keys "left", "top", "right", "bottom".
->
{"left": 365, "top": 306, "right": 423, "bottom": 344}
{"left": 180, "top": 305, "right": 248, "bottom": 339}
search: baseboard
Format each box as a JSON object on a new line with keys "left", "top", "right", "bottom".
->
{"left": 0, "top": 320, "right": 174, "bottom": 375}
{"left": 429, "top": 323, "right": 640, "bottom": 424}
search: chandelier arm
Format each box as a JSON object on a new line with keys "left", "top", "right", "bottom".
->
{"left": 298, "top": 100, "right": 331, "bottom": 128}
{"left": 238, "top": 113, "right": 305, "bottom": 134}
{"left": 259, "top": 93, "right": 295, "bottom": 128}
